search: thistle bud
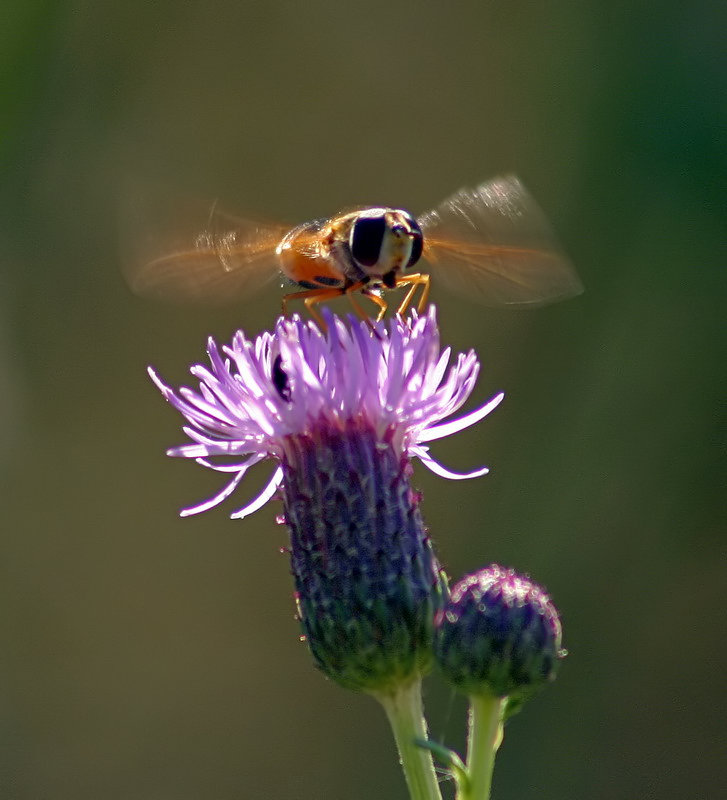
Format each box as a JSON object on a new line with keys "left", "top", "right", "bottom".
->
{"left": 434, "top": 565, "right": 563, "bottom": 700}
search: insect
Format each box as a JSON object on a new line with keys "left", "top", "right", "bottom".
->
{"left": 124, "top": 175, "right": 582, "bottom": 321}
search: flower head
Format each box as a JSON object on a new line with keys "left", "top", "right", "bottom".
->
{"left": 150, "top": 308, "right": 503, "bottom": 693}
{"left": 149, "top": 307, "right": 503, "bottom": 519}
{"left": 434, "top": 565, "right": 564, "bottom": 700}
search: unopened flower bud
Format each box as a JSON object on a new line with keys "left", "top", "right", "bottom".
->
{"left": 434, "top": 565, "right": 563, "bottom": 699}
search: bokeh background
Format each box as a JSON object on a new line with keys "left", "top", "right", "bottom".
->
{"left": 2, "top": 2, "right": 724, "bottom": 798}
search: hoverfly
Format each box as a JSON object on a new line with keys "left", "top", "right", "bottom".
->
{"left": 124, "top": 176, "right": 582, "bottom": 321}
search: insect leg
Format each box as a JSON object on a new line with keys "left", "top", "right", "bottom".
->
{"left": 414, "top": 273, "right": 431, "bottom": 312}
{"left": 394, "top": 273, "right": 431, "bottom": 316}
{"left": 350, "top": 285, "right": 389, "bottom": 322}
{"left": 359, "top": 290, "right": 388, "bottom": 321}
{"left": 282, "top": 286, "right": 346, "bottom": 328}
{"left": 281, "top": 281, "right": 390, "bottom": 329}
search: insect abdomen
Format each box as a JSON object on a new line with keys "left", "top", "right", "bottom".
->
{"left": 276, "top": 220, "right": 347, "bottom": 289}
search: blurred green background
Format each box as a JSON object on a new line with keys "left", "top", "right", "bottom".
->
{"left": 1, "top": 1, "right": 724, "bottom": 798}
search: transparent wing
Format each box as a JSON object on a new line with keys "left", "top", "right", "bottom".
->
{"left": 418, "top": 175, "right": 583, "bottom": 307}
{"left": 121, "top": 193, "right": 288, "bottom": 305}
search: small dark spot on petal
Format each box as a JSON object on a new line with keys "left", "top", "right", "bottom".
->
{"left": 272, "top": 354, "right": 292, "bottom": 401}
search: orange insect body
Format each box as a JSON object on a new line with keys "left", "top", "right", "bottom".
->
{"left": 125, "top": 176, "right": 583, "bottom": 319}
{"left": 276, "top": 219, "right": 345, "bottom": 289}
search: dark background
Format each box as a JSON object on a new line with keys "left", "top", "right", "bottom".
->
{"left": 1, "top": 2, "right": 724, "bottom": 798}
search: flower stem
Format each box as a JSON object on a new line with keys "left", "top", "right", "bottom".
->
{"left": 460, "top": 693, "right": 507, "bottom": 800}
{"left": 374, "top": 679, "right": 443, "bottom": 800}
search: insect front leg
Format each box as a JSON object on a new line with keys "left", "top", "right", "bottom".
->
{"left": 394, "top": 273, "right": 431, "bottom": 316}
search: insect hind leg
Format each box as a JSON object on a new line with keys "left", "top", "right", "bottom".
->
{"left": 282, "top": 281, "right": 390, "bottom": 328}
{"left": 282, "top": 286, "right": 346, "bottom": 329}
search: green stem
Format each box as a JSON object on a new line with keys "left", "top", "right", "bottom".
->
{"left": 460, "top": 693, "right": 507, "bottom": 800}
{"left": 374, "top": 679, "right": 443, "bottom": 800}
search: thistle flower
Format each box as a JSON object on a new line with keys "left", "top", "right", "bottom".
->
{"left": 149, "top": 308, "right": 502, "bottom": 520}
{"left": 434, "top": 565, "right": 564, "bottom": 701}
{"left": 149, "top": 308, "right": 503, "bottom": 694}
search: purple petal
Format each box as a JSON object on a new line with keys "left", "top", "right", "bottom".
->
{"left": 418, "top": 392, "right": 505, "bottom": 443}
{"left": 411, "top": 445, "right": 491, "bottom": 480}
{"left": 229, "top": 466, "right": 284, "bottom": 520}
{"left": 194, "top": 453, "right": 266, "bottom": 473}
{"left": 179, "top": 469, "right": 249, "bottom": 517}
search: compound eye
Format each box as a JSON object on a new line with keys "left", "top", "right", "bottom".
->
{"left": 350, "top": 214, "right": 386, "bottom": 268}
{"left": 406, "top": 222, "right": 423, "bottom": 268}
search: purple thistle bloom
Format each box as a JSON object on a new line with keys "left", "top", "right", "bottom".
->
{"left": 149, "top": 307, "right": 503, "bottom": 520}
{"left": 150, "top": 308, "right": 503, "bottom": 692}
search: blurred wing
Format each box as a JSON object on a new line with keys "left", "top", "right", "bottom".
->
{"left": 121, "top": 197, "right": 288, "bottom": 305}
{"left": 418, "top": 176, "right": 583, "bottom": 307}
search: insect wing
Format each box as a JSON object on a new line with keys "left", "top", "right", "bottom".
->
{"left": 418, "top": 176, "right": 583, "bottom": 307}
{"left": 122, "top": 198, "right": 288, "bottom": 305}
